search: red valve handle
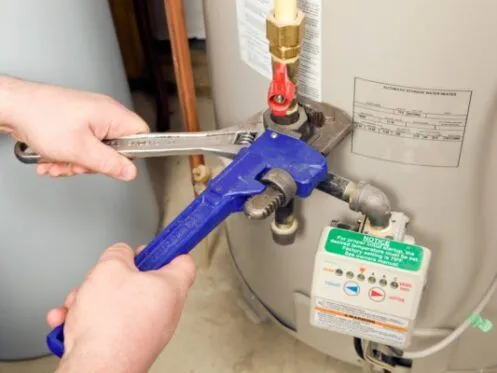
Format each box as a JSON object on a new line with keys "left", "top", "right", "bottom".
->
{"left": 267, "top": 63, "right": 296, "bottom": 117}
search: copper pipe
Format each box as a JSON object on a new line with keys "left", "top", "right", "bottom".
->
{"left": 163, "top": 0, "right": 204, "bottom": 172}
{"left": 132, "top": 0, "right": 170, "bottom": 132}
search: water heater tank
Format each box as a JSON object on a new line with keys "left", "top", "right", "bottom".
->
{"left": 203, "top": 1, "right": 497, "bottom": 371}
{"left": 0, "top": 0, "right": 159, "bottom": 360}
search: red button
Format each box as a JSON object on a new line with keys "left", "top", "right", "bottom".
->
{"left": 369, "top": 287, "right": 386, "bottom": 302}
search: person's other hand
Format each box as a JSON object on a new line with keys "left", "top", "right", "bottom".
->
{"left": 47, "top": 243, "right": 196, "bottom": 372}
{"left": 0, "top": 76, "right": 149, "bottom": 180}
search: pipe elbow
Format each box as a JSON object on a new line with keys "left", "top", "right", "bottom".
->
{"left": 349, "top": 181, "right": 392, "bottom": 228}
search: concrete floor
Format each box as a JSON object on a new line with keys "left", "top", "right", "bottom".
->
{"left": 0, "top": 93, "right": 361, "bottom": 373}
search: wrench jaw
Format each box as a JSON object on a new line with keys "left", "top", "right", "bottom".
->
{"left": 298, "top": 97, "right": 354, "bottom": 157}
{"left": 263, "top": 97, "right": 354, "bottom": 157}
{"left": 257, "top": 98, "right": 353, "bottom": 245}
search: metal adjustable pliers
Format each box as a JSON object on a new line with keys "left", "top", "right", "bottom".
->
{"left": 15, "top": 97, "right": 353, "bottom": 358}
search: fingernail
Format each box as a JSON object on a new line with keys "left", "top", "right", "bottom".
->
{"left": 120, "top": 164, "right": 135, "bottom": 181}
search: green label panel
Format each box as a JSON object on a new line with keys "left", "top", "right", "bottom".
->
{"left": 325, "top": 229, "right": 423, "bottom": 272}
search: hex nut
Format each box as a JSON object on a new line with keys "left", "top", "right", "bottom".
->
{"left": 266, "top": 9, "right": 305, "bottom": 46}
{"left": 263, "top": 106, "right": 310, "bottom": 139}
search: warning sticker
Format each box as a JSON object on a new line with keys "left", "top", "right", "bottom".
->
{"left": 312, "top": 298, "right": 409, "bottom": 346}
{"left": 235, "top": 0, "right": 322, "bottom": 101}
{"left": 325, "top": 228, "right": 423, "bottom": 272}
{"left": 351, "top": 78, "right": 472, "bottom": 167}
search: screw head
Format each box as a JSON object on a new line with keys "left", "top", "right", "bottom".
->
{"left": 273, "top": 94, "right": 286, "bottom": 104}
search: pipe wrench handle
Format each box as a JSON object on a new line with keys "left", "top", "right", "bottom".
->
{"left": 46, "top": 161, "right": 264, "bottom": 357}
{"left": 46, "top": 325, "right": 65, "bottom": 358}
{"left": 134, "top": 191, "right": 245, "bottom": 271}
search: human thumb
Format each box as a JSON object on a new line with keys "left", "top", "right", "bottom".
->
{"left": 80, "top": 136, "right": 137, "bottom": 181}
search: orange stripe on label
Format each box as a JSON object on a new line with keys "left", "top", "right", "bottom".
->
{"left": 314, "top": 306, "right": 408, "bottom": 333}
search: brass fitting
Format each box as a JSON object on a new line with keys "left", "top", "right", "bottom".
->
{"left": 192, "top": 164, "right": 212, "bottom": 184}
{"left": 266, "top": 10, "right": 305, "bottom": 61}
{"left": 266, "top": 9, "right": 305, "bottom": 117}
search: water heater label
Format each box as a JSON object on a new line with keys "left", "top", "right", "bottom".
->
{"left": 311, "top": 227, "right": 431, "bottom": 348}
{"left": 312, "top": 298, "right": 409, "bottom": 346}
{"left": 351, "top": 78, "right": 472, "bottom": 167}
{"left": 325, "top": 229, "right": 423, "bottom": 272}
{"left": 235, "top": 0, "right": 322, "bottom": 101}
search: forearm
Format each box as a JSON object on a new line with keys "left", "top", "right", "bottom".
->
{"left": 0, "top": 75, "right": 47, "bottom": 135}
{"left": 56, "top": 342, "right": 152, "bottom": 373}
{"left": 0, "top": 75, "right": 26, "bottom": 132}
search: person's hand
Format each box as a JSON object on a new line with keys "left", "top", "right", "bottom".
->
{"left": 47, "top": 243, "right": 196, "bottom": 373}
{"left": 0, "top": 75, "right": 149, "bottom": 180}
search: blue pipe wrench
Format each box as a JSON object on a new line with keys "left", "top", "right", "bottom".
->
{"left": 14, "top": 101, "right": 352, "bottom": 358}
{"left": 43, "top": 130, "right": 328, "bottom": 357}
